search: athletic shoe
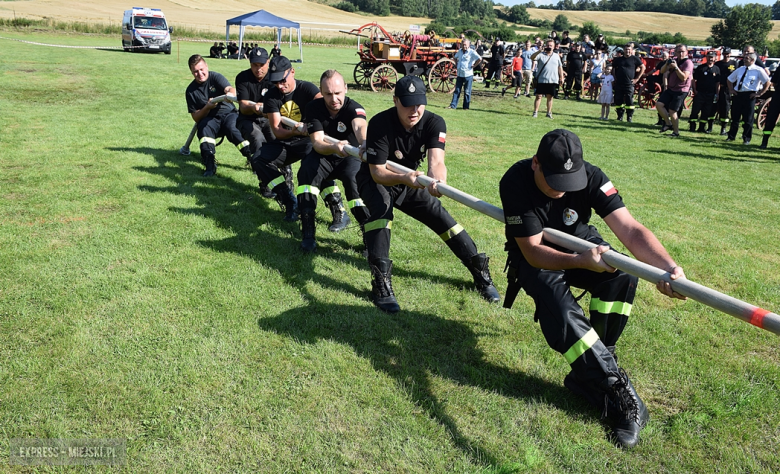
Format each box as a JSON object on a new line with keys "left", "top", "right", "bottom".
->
{"left": 743, "top": 139, "right": 751, "bottom": 145}
{"left": 659, "top": 124, "right": 672, "bottom": 133}
{"left": 546, "top": 112, "right": 553, "bottom": 119}
{"left": 725, "top": 137, "right": 735, "bottom": 142}
{"left": 670, "top": 132, "right": 680, "bottom": 138}
{"left": 532, "top": 112, "right": 538, "bottom": 118}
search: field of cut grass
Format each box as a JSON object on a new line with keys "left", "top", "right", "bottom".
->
{"left": 0, "top": 30, "right": 779, "bottom": 472}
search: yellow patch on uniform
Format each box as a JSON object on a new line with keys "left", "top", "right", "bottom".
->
{"left": 280, "top": 101, "right": 301, "bottom": 121}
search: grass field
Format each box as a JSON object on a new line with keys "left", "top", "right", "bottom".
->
{"left": 1, "top": 31, "right": 780, "bottom": 472}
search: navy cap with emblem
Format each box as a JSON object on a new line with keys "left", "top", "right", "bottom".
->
{"left": 394, "top": 75, "right": 427, "bottom": 107}
{"left": 248, "top": 47, "right": 269, "bottom": 64}
{"left": 268, "top": 55, "right": 292, "bottom": 82}
{"left": 536, "top": 129, "right": 587, "bottom": 192}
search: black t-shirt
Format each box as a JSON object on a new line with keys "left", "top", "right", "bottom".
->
{"left": 612, "top": 55, "right": 644, "bottom": 87}
{"left": 305, "top": 97, "right": 366, "bottom": 147}
{"left": 566, "top": 51, "right": 585, "bottom": 72}
{"left": 693, "top": 64, "right": 721, "bottom": 94}
{"left": 490, "top": 43, "right": 505, "bottom": 63}
{"left": 365, "top": 108, "right": 446, "bottom": 171}
{"left": 235, "top": 69, "right": 273, "bottom": 112}
{"left": 714, "top": 59, "right": 737, "bottom": 85}
{"left": 263, "top": 80, "right": 320, "bottom": 121}
{"left": 500, "top": 159, "right": 625, "bottom": 257}
{"left": 209, "top": 46, "right": 220, "bottom": 57}
{"left": 559, "top": 37, "right": 572, "bottom": 48}
{"left": 185, "top": 71, "right": 234, "bottom": 117}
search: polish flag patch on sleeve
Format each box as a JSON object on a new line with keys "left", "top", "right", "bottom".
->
{"left": 438, "top": 132, "right": 446, "bottom": 143}
{"left": 600, "top": 181, "right": 618, "bottom": 196}
{"left": 355, "top": 108, "right": 366, "bottom": 117}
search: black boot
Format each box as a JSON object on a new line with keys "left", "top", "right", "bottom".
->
{"left": 626, "top": 112, "right": 633, "bottom": 123}
{"left": 202, "top": 154, "right": 217, "bottom": 177}
{"left": 760, "top": 134, "right": 770, "bottom": 149}
{"left": 282, "top": 164, "right": 294, "bottom": 192}
{"left": 463, "top": 253, "right": 500, "bottom": 303}
{"left": 616, "top": 111, "right": 624, "bottom": 121}
{"left": 259, "top": 185, "right": 276, "bottom": 199}
{"left": 697, "top": 123, "right": 707, "bottom": 133}
{"left": 300, "top": 208, "right": 316, "bottom": 252}
{"left": 369, "top": 258, "right": 400, "bottom": 313}
{"left": 689, "top": 121, "right": 697, "bottom": 132}
{"left": 601, "top": 369, "right": 649, "bottom": 449}
{"left": 274, "top": 184, "right": 299, "bottom": 222}
{"left": 325, "top": 193, "right": 350, "bottom": 233}
{"left": 706, "top": 120, "right": 713, "bottom": 134}
{"left": 720, "top": 125, "right": 728, "bottom": 136}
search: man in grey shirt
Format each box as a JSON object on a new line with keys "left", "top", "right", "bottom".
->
{"left": 531, "top": 39, "right": 565, "bottom": 119}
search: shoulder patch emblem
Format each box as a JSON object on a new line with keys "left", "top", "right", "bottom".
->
{"left": 337, "top": 122, "right": 347, "bottom": 133}
{"left": 563, "top": 208, "right": 578, "bottom": 226}
{"left": 355, "top": 108, "right": 366, "bottom": 117}
{"left": 438, "top": 132, "right": 446, "bottom": 143}
{"left": 394, "top": 150, "right": 404, "bottom": 160}
{"left": 600, "top": 181, "right": 617, "bottom": 196}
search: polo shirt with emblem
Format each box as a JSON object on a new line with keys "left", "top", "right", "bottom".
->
{"left": 185, "top": 71, "right": 234, "bottom": 117}
{"left": 364, "top": 108, "right": 446, "bottom": 171}
{"left": 305, "top": 97, "right": 366, "bottom": 148}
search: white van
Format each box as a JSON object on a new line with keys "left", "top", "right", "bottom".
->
{"left": 122, "top": 7, "right": 172, "bottom": 54}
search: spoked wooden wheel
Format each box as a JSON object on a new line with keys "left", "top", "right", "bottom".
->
{"left": 370, "top": 64, "right": 398, "bottom": 92}
{"left": 353, "top": 62, "right": 373, "bottom": 89}
{"left": 757, "top": 97, "right": 773, "bottom": 130}
{"left": 638, "top": 82, "right": 662, "bottom": 109}
{"left": 428, "top": 58, "right": 457, "bottom": 93}
{"left": 501, "top": 63, "right": 513, "bottom": 85}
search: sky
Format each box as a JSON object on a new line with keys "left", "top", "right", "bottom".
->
{"left": 498, "top": 0, "right": 774, "bottom": 6}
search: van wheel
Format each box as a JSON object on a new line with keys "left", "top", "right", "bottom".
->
{"left": 164, "top": 50, "right": 171, "bottom": 55}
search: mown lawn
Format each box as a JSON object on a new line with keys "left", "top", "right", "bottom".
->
{"left": 0, "top": 32, "right": 779, "bottom": 473}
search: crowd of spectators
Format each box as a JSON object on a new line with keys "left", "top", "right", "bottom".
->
{"left": 209, "top": 42, "right": 281, "bottom": 60}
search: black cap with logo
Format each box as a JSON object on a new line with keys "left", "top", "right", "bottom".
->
{"left": 536, "top": 129, "right": 587, "bottom": 192}
{"left": 268, "top": 56, "right": 292, "bottom": 82}
{"left": 248, "top": 47, "right": 269, "bottom": 64}
{"left": 394, "top": 75, "right": 427, "bottom": 107}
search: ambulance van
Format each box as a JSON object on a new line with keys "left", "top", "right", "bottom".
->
{"left": 122, "top": 7, "right": 172, "bottom": 54}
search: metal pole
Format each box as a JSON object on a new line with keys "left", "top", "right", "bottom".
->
{"left": 277, "top": 114, "right": 780, "bottom": 335}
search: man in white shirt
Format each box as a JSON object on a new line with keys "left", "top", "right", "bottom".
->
{"left": 448, "top": 38, "right": 483, "bottom": 110}
{"left": 726, "top": 52, "right": 771, "bottom": 145}
{"left": 531, "top": 39, "right": 565, "bottom": 119}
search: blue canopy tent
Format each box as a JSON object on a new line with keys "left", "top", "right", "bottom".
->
{"left": 225, "top": 10, "right": 302, "bottom": 61}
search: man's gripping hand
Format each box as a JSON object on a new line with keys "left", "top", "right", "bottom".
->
{"left": 576, "top": 245, "right": 615, "bottom": 273}
{"left": 657, "top": 266, "right": 687, "bottom": 300}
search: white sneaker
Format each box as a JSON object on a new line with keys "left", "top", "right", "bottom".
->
{"left": 546, "top": 113, "right": 553, "bottom": 119}
{"left": 532, "top": 112, "right": 538, "bottom": 118}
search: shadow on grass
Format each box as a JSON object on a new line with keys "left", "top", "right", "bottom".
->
{"left": 119, "top": 145, "right": 599, "bottom": 467}
{"left": 258, "top": 303, "right": 583, "bottom": 468}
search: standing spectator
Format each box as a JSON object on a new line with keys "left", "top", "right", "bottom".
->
{"left": 502, "top": 49, "right": 524, "bottom": 98}
{"left": 564, "top": 42, "right": 586, "bottom": 101}
{"left": 581, "top": 34, "right": 595, "bottom": 58}
{"left": 559, "top": 31, "right": 572, "bottom": 51}
{"left": 688, "top": 51, "right": 720, "bottom": 133}
{"left": 611, "top": 43, "right": 645, "bottom": 122}
{"left": 531, "top": 39, "right": 565, "bottom": 119}
{"left": 594, "top": 33, "right": 607, "bottom": 53}
{"left": 549, "top": 30, "right": 558, "bottom": 42}
{"left": 739, "top": 45, "right": 769, "bottom": 74}
{"left": 448, "top": 38, "right": 483, "bottom": 110}
{"left": 714, "top": 47, "right": 737, "bottom": 135}
{"left": 650, "top": 51, "right": 670, "bottom": 126}
{"left": 598, "top": 65, "right": 614, "bottom": 120}
{"left": 521, "top": 40, "right": 536, "bottom": 97}
{"left": 759, "top": 67, "right": 780, "bottom": 148}
{"left": 725, "top": 52, "right": 771, "bottom": 145}
{"left": 485, "top": 38, "right": 505, "bottom": 88}
{"left": 271, "top": 43, "right": 282, "bottom": 58}
{"left": 657, "top": 44, "right": 694, "bottom": 137}
{"left": 588, "top": 47, "right": 608, "bottom": 100}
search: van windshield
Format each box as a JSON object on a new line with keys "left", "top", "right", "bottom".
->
{"left": 133, "top": 16, "right": 167, "bottom": 30}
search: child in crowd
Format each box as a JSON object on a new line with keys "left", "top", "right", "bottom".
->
{"left": 503, "top": 49, "right": 524, "bottom": 98}
{"left": 598, "top": 65, "right": 614, "bottom": 120}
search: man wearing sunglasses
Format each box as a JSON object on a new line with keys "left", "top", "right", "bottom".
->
{"left": 248, "top": 56, "right": 344, "bottom": 225}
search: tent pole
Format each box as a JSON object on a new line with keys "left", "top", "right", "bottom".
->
{"left": 299, "top": 28, "right": 302, "bottom": 62}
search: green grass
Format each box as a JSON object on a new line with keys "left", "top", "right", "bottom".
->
{"left": 1, "top": 30, "right": 779, "bottom": 473}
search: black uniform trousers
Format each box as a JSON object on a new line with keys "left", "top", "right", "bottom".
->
{"left": 297, "top": 151, "right": 368, "bottom": 223}
{"left": 564, "top": 70, "right": 583, "bottom": 96}
{"left": 357, "top": 174, "right": 478, "bottom": 264}
{"left": 728, "top": 91, "right": 757, "bottom": 141}
{"left": 485, "top": 61, "right": 502, "bottom": 86}
{"left": 197, "top": 110, "right": 251, "bottom": 161}
{"left": 716, "top": 88, "right": 732, "bottom": 127}
{"left": 760, "top": 90, "right": 780, "bottom": 137}
{"left": 251, "top": 137, "right": 336, "bottom": 198}
{"left": 688, "top": 92, "right": 716, "bottom": 129}
{"left": 507, "top": 247, "right": 637, "bottom": 384}
{"left": 613, "top": 85, "right": 636, "bottom": 119}
{"left": 236, "top": 114, "right": 274, "bottom": 158}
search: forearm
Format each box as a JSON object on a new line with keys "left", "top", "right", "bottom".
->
{"left": 620, "top": 224, "right": 678, "bottom": 272}
{"left": 522, "top": 244, "right": 588, "bottom": 271}
{"left": 370, "top": 163, "right": 413, "bottom": 186}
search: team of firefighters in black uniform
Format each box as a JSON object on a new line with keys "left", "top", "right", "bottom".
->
{"left": 183, "top": 45, "right": 750, "bottom": 450}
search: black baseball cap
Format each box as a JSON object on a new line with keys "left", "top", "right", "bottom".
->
{"left": 248, "top": 47, "right": 269, "bottom": 64}
{"left": 394, "top": 75, "right": 427, "bottom": 107}
{"left": 536, "top": 129, "right": 586, "bottom": 192}
{"left": 723, "top": 47, "right": 732, "bottom": 54}
{"left": 707, "top": 50, "right": 716, "bottom": 57}
{"left": 268, "top": 56, "right": 292, "bottom": 82}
